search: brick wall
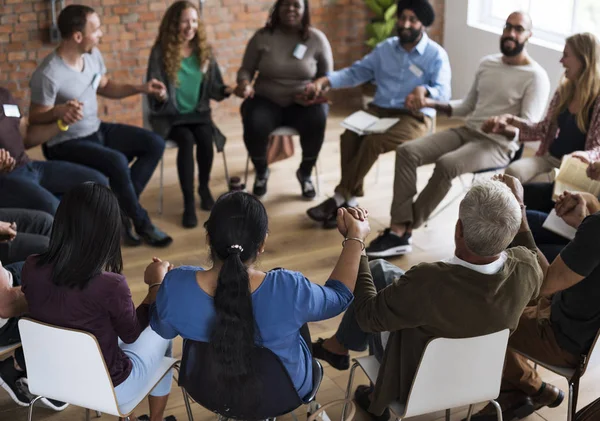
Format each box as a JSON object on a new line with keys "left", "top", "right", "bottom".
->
{"left": 0, "top": 0, "right": 444, "bottom": 125}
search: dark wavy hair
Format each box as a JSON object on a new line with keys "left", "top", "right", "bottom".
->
{"left": 204, "top": 191, "right": 269, "bottom": 407}
{"left": 57, "top": 4, "right": 96, "bottom": 39}
{"left": 36, "top": 182, "right": 123, "bottom": 289}
{"left": 265, "top": 0, "right": 311, "bottom": 41}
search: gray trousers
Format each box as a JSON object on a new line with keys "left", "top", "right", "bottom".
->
{"left": 335, "top": 259, "right": 405, "bottom": 362}
{"left": 0, "top": 209, "right": 53, "bottom": 264}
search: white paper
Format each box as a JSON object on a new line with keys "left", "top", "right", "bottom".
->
{"left": 542, "top": 209, "right": 577, "bottom": 240}
{"left": 340, "top": 110, "right": 399, "bottom": 136}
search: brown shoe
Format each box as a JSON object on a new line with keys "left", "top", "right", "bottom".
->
{"left": 467, "top": 391, "right": 533, "bottom": 421}
{"left": 531, "top": 382, "right": 565, "bottom": 411}
{"left": 307, "top": 198, "right": 339, "bottom": 222}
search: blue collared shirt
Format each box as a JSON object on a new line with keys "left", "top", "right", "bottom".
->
{"left": 327, "top": 33, "right": 451, "bottom": 118}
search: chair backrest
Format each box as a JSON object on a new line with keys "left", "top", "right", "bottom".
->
{"left": 581, "top": 329, "right": 600, "bottom": 377}
{"left": 18, "top": 318, "right": 121, "bottom": 415}
{"left": 403, "top": 329, "right": 509, "bottom": 418}
{"left": 179, "top": 340, "right": 305, "bottom": 420}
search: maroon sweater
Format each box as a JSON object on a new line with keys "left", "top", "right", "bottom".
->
{"left": 21, "top": 256, "right": 150, "bottom": 386}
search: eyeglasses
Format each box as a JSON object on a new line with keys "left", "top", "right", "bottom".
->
{"left": 503, "top": 23, "right": 527, "bottom": 34}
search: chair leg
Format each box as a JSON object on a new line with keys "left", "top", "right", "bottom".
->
{"left": 568, "top": 380, "right": 579, "bottom": 421}
{"left": 96, "top": 411, "right": 102, "bottom": 418}
{"left": 86, "top": 408, "right": 91, "bottom": 421}
{"left": 314, "top": 159, "right": 321, "bottom": 197}
{"left": 489, "top": 399, "right": 503, "bottom": 421}
{"left": 445, "top": 409, "right": 451, "bottom": 421}
{"left": 342, "top": 362, "right": 359, "bottom": 420}
{"left": 27, "top": 396, "right": 43, "bottom": 421}
{"left": 465, "top": 404, "right": 474, "bottom": 421}
{"left": 158, "top": 155, "right": 164, "bottom": 215}
{"left": 181, "top": 386, "right": 195, "bottom": 421}
{"left": 244, "top": 155, "right": 251, "bottom": 191}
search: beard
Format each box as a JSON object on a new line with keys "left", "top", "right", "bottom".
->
{"left": 397, "top": 26, "right": 422, "bottom": 44}
{"left": 500, "top": 36, "right": 525, "bottom": 57}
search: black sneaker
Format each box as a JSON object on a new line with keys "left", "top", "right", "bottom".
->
{"left": 253, "top": 169, "right": 270, "bottom": 198}
{"left": 17, "top": 378, "right": 69, "bottom": 411}
{"left": 307, "top": 198, "right": 339, "bottom": 222}
{"left": 296, "top": 169, "right": 316, "bottom": 200}
{"left": 138, "top": 224, "right": 173, "bottom": 248}
{"left": 0, "top": 357, "right": 33, "bottom": 406}
{"left": 354, "top": 385, "right": 390, "bottom": 421}
{"left": 311, "top": 338, "right": 349, "bottom": 370}
{"left": 365, "top": 229, "right": 412, "bottom": 258}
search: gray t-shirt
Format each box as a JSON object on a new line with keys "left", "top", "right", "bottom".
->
{"left": 30, "top": 48, "right": 106, "bottom": 147}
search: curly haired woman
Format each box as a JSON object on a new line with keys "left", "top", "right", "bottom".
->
{"left": 147, "top": 1, "right": 232, "bottom": 227}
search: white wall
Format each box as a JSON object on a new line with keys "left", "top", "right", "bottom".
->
{"left": 443, "top": 0, "right": 564, "bottom": 101}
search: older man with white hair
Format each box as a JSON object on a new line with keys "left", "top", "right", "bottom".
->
{"left": 311, "top": 177, "right": 544, "bottom": 421}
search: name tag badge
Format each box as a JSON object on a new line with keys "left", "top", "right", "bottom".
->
{"left": 409, "top": 63, "right": 424, "bottom": 78}
{"left": 2, "top": 104, "right": 20, "bottom": 118}
{"left": 293, "top": 44, "right": 308, "bottom": 60}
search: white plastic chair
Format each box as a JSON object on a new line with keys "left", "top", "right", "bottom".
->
{"left": 243, "top": 126, "right": 322, "bottom": 196}
{"left": 514, "top": 329, "right": 600, "bottom": 421}
{"left": 344, "top": 329, "right": 510, "bottom": 421}
{"left": 18, "top": 318, "right": 178, "bottom": 421}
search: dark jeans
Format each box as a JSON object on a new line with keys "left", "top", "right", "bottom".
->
{"left": 44, "top": 122, "right": 165, "bottom": 231}
{"left": 0, "top": 261, "right": 26, "bottom": 371}
{"left": 0, "top": 161, "right": 108, "bottom": 215}
{"left": 0, "top": 209, "right": 52, "bottom": 265}
{"left": 335, "top": 259, "right": 404, "bottom": 362}
{"left": 523, "top": 182, "right": 554, "bottom": 213}
{"left": 526, "top": 209, "right": 569, "bottom": 262}
{"left": 169, "top": 123, "right": 214, "bottom": 204}
{"left": 241, "top": 95, "right": 328, "bottom": 176}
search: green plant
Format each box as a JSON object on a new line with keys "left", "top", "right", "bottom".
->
{"left": 365, "top": 0, "right": 397, "bottom": 49}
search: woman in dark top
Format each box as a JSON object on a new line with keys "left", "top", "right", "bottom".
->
{"left": 21, "top": 183, "right": 175, "bottom": 421}
{"left": 235, "top": 0, "right": 333, "bottom": 199}
{"left": 147, "top": 0, "right": 233, "bottom": 228}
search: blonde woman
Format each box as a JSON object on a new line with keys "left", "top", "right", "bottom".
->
{"left": 483, "top": 32, "right": 600, "bottom": 184}
{"left": 147, "top": 1, "right": 233, "bottom": 227}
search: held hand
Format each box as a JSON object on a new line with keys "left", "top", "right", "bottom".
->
{"left": 0, "top": 149, "right": 16, "bottom": 174}
{"left": 558, "top": 193, "right": 588, "bottom": 228}
{"left": 337, "top": 207, "right": 370, "bottom": 241}
{"left": 311, "top": 77, "right": 330, "bottom": 97}
{"left": 233, "top": 82, "right": 254, "bottom": 99}
{"left": 0, "top": 221, "right": 17, "bottom": 242}
{"left": 555, "top": 191, "right": 580, "bottom": 217}
{"left": 143, "top": 79, "right": 167, "bottom": 97}
{"left": 482, "top": 114, "right": 511, "bottom": 135}
{"left": 61, "top": 100, "right": 84, "bottom": 125}
{"left": 144, "top": 258, "right": 173, "bottom": 286}
{"left": 405, "top": 87, "right": 429, "bottom": 111}
{"left": 224, "top": 86, "right": 234, "bottom": 96}
{"left": 493, "top": 173, "right": 525, "bottom": 205}
{"left": 0, "top": 261, "right": 11, "bottom": 289}
{"left": 586, "top": 161, "right": 600, "bottom": 181}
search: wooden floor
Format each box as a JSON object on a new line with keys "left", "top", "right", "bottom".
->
{"left": 2, "top": 111, "right": 599, "bottom": 421}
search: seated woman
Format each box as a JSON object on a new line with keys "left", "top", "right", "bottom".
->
{"left": 21, "top": 183, "right": 175, "bottom": 421}
{"left": 235, "top": 0, "right": 333, "bottom": 199}
{"left": 150, "top": 191, "right": 370, "bottom": 402}
{"left": 484, "top": 32, "right": 600, "bottom": 186}
{"left": 147, "top": 0, "right": 232, "bottom": 228}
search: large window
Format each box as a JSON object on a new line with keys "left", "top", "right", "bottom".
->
{"left": 468, "top": 0, "right": 600, "bottom": 49}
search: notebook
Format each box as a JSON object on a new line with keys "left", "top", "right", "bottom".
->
{"left": 552, "top": 156, "right": 600, "bottom": 201}
{"left": 340, "top": 111, "right": 399, "bottom": 136}
{"left": 542, "top": 209, "right": 577, "bottom": 240}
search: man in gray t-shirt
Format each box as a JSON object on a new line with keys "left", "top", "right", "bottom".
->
{"left": 28, "top": 4, "right": 172, "bottom": 248}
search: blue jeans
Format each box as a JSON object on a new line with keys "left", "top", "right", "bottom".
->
{"left": 0, "top": 161, "right": 108, "bottom": 215}
{"left": 44, "top": 122, "right": 165, "bottom": 231}
{"left": 335, "top": 259, "right": 405, "bottom": 362}
{"left": 526, "top": 209, "right": 568, "bottom": 262}
{"left": 115, "top": 327, "right": 173, "bottom": 408}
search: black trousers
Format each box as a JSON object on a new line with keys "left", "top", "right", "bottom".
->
{"left": 241, "top": 95, "right": 328, "bottom": 177}
{"left": 0, "top": 261, "right": 26, "bottom": 371}
{"left": 169, "top": 123, "right": 214, "bottom": 205}
{"left": 0, "top": 209, "right": 52, "bottom": 265}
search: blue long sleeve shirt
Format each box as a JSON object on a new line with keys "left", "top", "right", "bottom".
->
{"left": 150, "top": 266, "right": 353, "bottom": 398}
{"left": 327, "top": 33, "right": 451, "bottom": 118}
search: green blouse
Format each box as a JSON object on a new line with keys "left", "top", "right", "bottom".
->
{"left": 176, "top": 54, "right": 203, "bottom": 114}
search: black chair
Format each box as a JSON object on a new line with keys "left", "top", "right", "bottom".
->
{"left": 178, "top": 340, "right": 324, "bottom": 421}
{"left": 426, "top": 143, "right": 525, "bottom": 224}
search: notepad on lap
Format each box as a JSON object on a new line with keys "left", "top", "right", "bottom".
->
{"left": 542, "top": 209, "right": 577, "bottom": 240}
{"left": 340, "top": 110, "right": 399, "bottom": 136}
{"left": 552, "top": 156, "right": 600, "bottom": 200}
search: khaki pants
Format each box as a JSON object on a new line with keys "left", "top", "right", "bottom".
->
{"left": 334, "top": 104, "right": 431, "bottom": 199}
{"left": 502, "top": 298, "right": 579, "bottom": 395}
{"left": 505, "top": 154, "right": 561, "bottom": 184}
{"left": 391, "top": 126, "right": 511, "bottom": 228}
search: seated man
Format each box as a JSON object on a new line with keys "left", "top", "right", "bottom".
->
{"left": 471, "top": 188, "right": 600, "bottom": 420}
{"left": 312, "top": 177, "right": 544, "bottom": 420}
{"left": 365, "top": 11, "right": 550, "bottom": 257}
{"left": 306, "top": 0, "right": 451, "bottom": 228}
{"left": 0, "top": 261, "right": 67, "bottom": 411}
{"left": 28, "top": 5, "right": 172, "bottom": 247}
{"left": 0, "top": 85, "right": 108, "bottom": 215}
{"left": 0, "top": 208, "right": 52, "bottom": 265}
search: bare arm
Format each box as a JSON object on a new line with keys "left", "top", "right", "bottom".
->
{"left": 21, "top": 117, "right": 61, "bottom": 149}
{"left": 96, "top": 75, "right": 142, "bottom": 99}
